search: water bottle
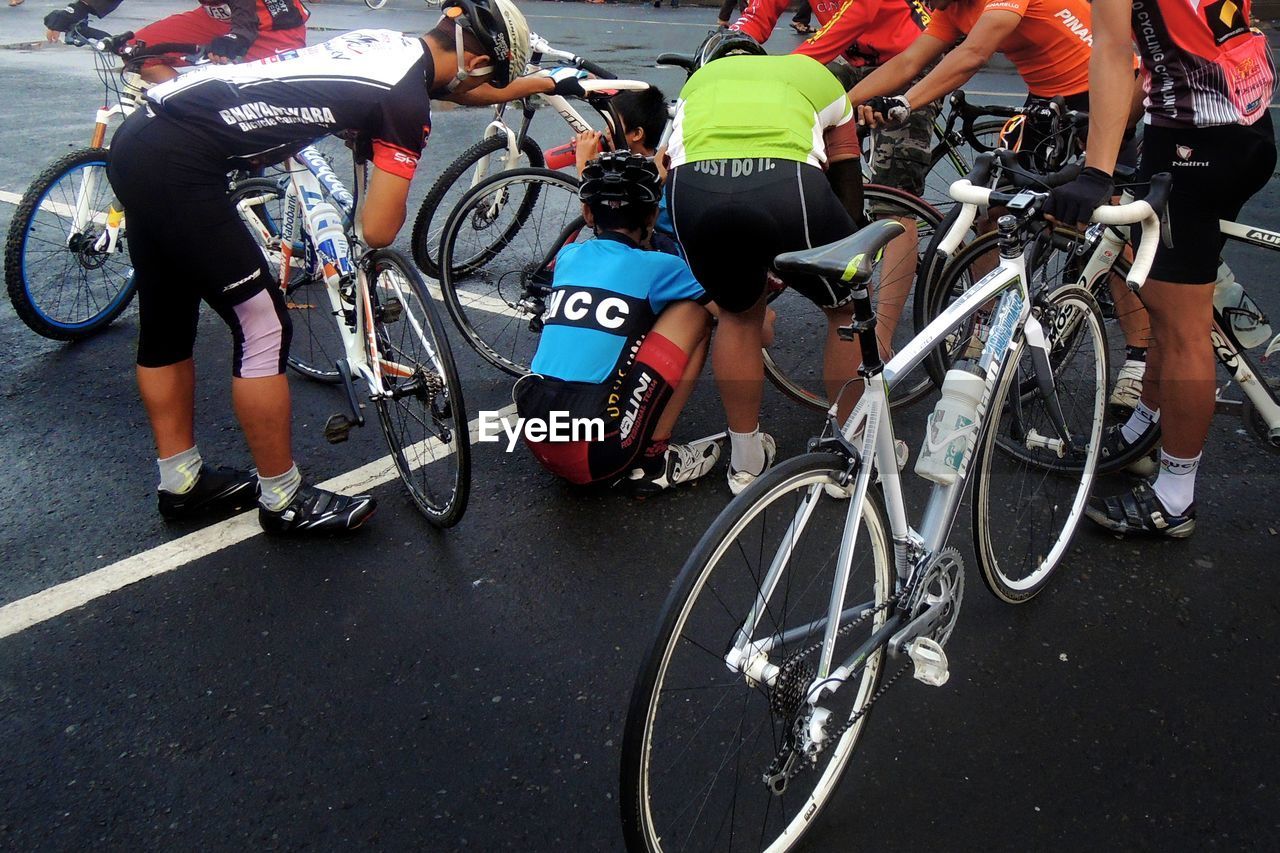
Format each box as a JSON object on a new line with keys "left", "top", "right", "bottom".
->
{"left": 305, "top": 200, "right": 349, "bottom": 275}
{"left": 915, "top": 365, "right": 985, "bottom": 486}
{"left": 1213, "top": 262, "right": 1271, "bottom": 350}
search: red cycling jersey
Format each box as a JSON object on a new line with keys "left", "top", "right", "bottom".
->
{"left": 733, "top": 0, "right": 931, "bottom": 66}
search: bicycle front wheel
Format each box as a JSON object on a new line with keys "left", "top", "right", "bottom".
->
{"left": 621, "top": 453, "right": 894, "bottom": 852}
{"left": 230, "top": 178, "right": 345, "bottom": 383}
{"left": 366, "top": 249, "right": 471, "bottom": 528}
{"left": 438, "top": 167, "right": 585, "bottom": 376}
{"left": 763, "top": 185, "right": 942, "bottom": 411}
{"left": 4, "top": 148, "right": 136, "bottom": 340}
{"left": 973, "top": 285, "right": 1107, "bottom": 603}
{"left": 921, "top": 118, "right": 1005, "bottom": 214}
{"left": 411, "top": 133, "right": 545, "bottom": 279}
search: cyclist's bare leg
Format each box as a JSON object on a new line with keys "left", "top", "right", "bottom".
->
{"left": 712, "top": 296, "right": 767, "bottom": 433}
{"left": 650, "top": 301, "right": 712, "bottom": 441}
{"left": 137, "top": 360, "right": 196, "bottom": 458}
{"left": 1138, "top": 279, "right": 1215, "bottom": 457}
{"left": 875, "top": 218, "right": 917, "bottom": 337}
{"left": 1109, "top": 273, "right": 1151, "bottom": 347}
{"left": 231, "top": 375, "right": 294, "bottom": 478}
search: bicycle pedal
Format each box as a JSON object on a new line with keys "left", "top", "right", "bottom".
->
{"left": 907, "top": 638, "right": 950, "bottom": 687}
{"left": 323, "top": 413, "right": 355, "bottom": 444}
{"left": 379, "top": 296, "right": 403, "bottom": 323}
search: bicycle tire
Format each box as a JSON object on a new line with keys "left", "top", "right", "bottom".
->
{"left": 620, "top": 452, "right": 893, "bottom": 852}
{"left": 229, "top": 178, "right": 345, "bottom": 384}
{"left": 4, "top": 148, "right": 136, "bottom": 341}
{"left": 763, "top": 184, "right": 943, "bottom": 411}
{"left": 366, "top": 248, "right": 471, "bottom": 528}
{"left": 973, "top": 285, "right": 1107, "bottom": 603}
{"left": 410, "top": 133, "right": 545, "bottom": 279}
{"left": 438, "top": 167, "right": 584, "bottom": 376}
{"left": 364, "top": 0, "right": 388, "bottom": 7}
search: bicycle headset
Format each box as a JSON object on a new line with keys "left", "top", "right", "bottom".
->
{"left": 693, "top": 30, "right": 766, "bottom": 71}
{"left": 438, "top": 0, "right": 532, "bottom": 91}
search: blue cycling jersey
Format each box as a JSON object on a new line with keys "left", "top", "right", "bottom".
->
{"left": 529, "top": 232, "right": 707, "bottom": 384}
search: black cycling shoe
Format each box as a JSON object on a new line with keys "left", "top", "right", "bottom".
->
{"left": 1099, "top": 423, "right": 1158, "bottom": 477}
{"left": 158, "top": 466, "right": 258, "bottom": 521}
{"left": 258, "top": 484, "right": 377, "bottom": 536}
{"left": 1085, "top": 481, "right": 1196, "bottom": 538}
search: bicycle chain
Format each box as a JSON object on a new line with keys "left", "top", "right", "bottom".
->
{"left": 762, "top": 591, "right": 904, "bottom": 786}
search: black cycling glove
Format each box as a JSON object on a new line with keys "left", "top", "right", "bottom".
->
{"left": 864, "top": 94, "right": 911, "bottom": 125}
{"left": 209, "top": 33, "right": 250, "bottom": 61}
{"left": 44, "top": 1, "right": 92, "bottom": 33}
{"left": 549, "top": 67, "right": 589, "bottom": 98}
{"left": 1043, "top": 166, "right": 1114, "bottom": 227}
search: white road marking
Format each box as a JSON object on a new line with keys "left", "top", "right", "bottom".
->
{"left": 0, "top": 188, "right": 108, "bottom": 223}
{"left": 0, "top": 403, "right": 517, "bottom": 640}
{"left": 426, "top": 282, "right": 522, "bottom": 320}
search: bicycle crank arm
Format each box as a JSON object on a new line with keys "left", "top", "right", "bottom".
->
{"left": 888, "top": 599, "right": 949, "bottom": 657}
{"left": 337, "top": 359, "right": 366, "bottom": 428}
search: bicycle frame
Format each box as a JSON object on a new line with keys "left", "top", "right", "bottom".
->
{"left": 729, "top": 242, "right": 1044, "bottom": 690}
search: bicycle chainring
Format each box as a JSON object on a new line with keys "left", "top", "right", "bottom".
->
{"left": 906, "top": 546, "right": 965, "bottom": 648}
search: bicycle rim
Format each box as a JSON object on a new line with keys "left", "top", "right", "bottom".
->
{"left": 230, "top": 178, "right": 345, "bottom": 383}
{"left": 439, "top": 168, "right": 585, "bottom": 376}
{"left": 621, "top": 453, "right": 893, "bottom": 852}
{"left": 974, "top": 286, "right": 1107, "bottom": 603}
{"left": 922, "top": 118, "right": 1005, "bottom": 214}
{"left": 4, "top": 150, "right": 136, "bottom": 339}
{"left": 368, "top": 250, "right": 471, "bottom": 527}
{"left": 763, "top": 185, "right": 941, "bottom": 411}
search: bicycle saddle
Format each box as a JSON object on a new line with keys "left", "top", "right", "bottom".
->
{"left": 774, "top": 220, "right": 906, "bottom": 286}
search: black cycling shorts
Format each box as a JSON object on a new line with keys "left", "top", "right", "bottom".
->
{"left": 1137, "top": 112, "right": 1276, "bottom": 284}
{"left": 108, "top": 110, "right": 291, "bottom": 377}
{"left": 513, "top": 332, "right": 686, "bottom": 486}
{"left": 666, "top": 159, "right": 858, "bottom": 313}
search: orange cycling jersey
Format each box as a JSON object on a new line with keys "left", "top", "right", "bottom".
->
{"left": 925, "top": 0, "right": 1097, "bottom": 97}
{"left": 733, "top": 0, "right": 930, "bottom": 67}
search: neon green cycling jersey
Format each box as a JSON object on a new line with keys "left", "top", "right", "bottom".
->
{"left": 666, "top": 54, "right": 853, "bottom": 170}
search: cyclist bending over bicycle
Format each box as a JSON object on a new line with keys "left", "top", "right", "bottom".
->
{"left": 43, "top": 0, "right": 309, "bottom": 82}
{"left": 1046, "top": 0, "right": 1277, "bottom": 538}
{"left": 514, "top": 153, "right": 722, "bottom": 496}
{"left": 106, "top": 0, "right": 534, "bottom": 536}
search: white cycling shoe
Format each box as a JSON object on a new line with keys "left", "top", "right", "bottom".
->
{"left": 727, "top": 433, "right": 777, "bottom": 496}
{"left": 1108, "top": 358, "right": 1146, "bottom": 413}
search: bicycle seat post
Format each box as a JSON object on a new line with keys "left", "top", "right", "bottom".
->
{"left": 838, "top": 285, "right": 884, "bottom": 378}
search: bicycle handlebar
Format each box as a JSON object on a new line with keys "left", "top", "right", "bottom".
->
{"left": 528, "top": 32, "right": 618, "bottom": 80}
{"left": 66, "top": 22, "right": 203, "bottom": 61}
{"left": 948, "top": 171, "right": 1172, "bottom": 290}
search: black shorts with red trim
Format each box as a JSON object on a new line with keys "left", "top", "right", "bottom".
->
{"left": 513, "top": 332, "right": 688, "bottom": 485}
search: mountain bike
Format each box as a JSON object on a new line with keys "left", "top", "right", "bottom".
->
{"left": 233, "top": 145, "right": 471, "bottom": 527}
{"left": 3, "top": 23, "right": 202, "bottom": 340}
{"left": 410, "top": 34, "right": 625, "bottom": 279}
{"left": 619, "top": 159, "right": 1170, "bottom": 851}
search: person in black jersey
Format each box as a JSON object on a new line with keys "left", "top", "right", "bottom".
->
{"left": 107, "top": 0, "right": 553, "bottom": 536}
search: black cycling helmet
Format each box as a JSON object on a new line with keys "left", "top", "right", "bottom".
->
{"left": 694, "top": 29, "right": 766, "bottom": 70}
{"left": 440, "top": 0, "right": 532, "bottom": 89}
{"left": 580, "top": 152, "right": 663, "bottom": 208}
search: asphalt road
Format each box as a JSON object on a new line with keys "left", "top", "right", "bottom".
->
{"left": 0, "top": 2, "right": 1278, "bottom": 850}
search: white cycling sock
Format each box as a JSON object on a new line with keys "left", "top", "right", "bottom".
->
{"left": 729, "top": 426, "right": 765, "bottom": 476}
{"left": 157, "top": 445, "right": 202, "bottom": 495}
{"left": 1121, "top": 400, "right": 1160, "bottom": 445}
{"left": 1151, "top": 451, "right": 1200, "bottom": 516}
{"left": 259, "top": 464, "right": 302, "bottom": 512}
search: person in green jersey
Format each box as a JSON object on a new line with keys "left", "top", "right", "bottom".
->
{"left": 665, "top": 31, "right": 879, "bottom": 494}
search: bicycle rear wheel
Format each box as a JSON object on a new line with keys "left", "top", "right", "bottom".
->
{"left": 973, "top": 285, "right": 1107, "bottom": 603}
{"left": 4, "top": 148, "right": 136, "bottom": 340}
{"left": 437, "top": 167, "right": 585, "bottom": 376}
{"left": 763, "top": 185, "right": 942, "bottom": 411}
{"left": 230, "top": 178, "right": 346, "bottom": 384}
{"left": 621, "top": 453, "right": 894, "bottom": 852}
{"left": 411, "top": 133, "right": 545, "bottom": 279}
{"left": 366, "top": 249, "right": 471, "bottom": 528}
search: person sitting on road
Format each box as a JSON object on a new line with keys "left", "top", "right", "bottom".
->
{"left": 514, "top": 152, "right": 722, "bottom": 496}
{"left": 42, "top": 0, "right": 311, "bottom": 82}
{"left": 847, "top": 0, "right": 1152, "bottom": 414}
{"left": 105, "top": 0, "right": 535, "bottom": 536}
{"left": 665, "top": 31, "right": 872, "bottom": 494}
